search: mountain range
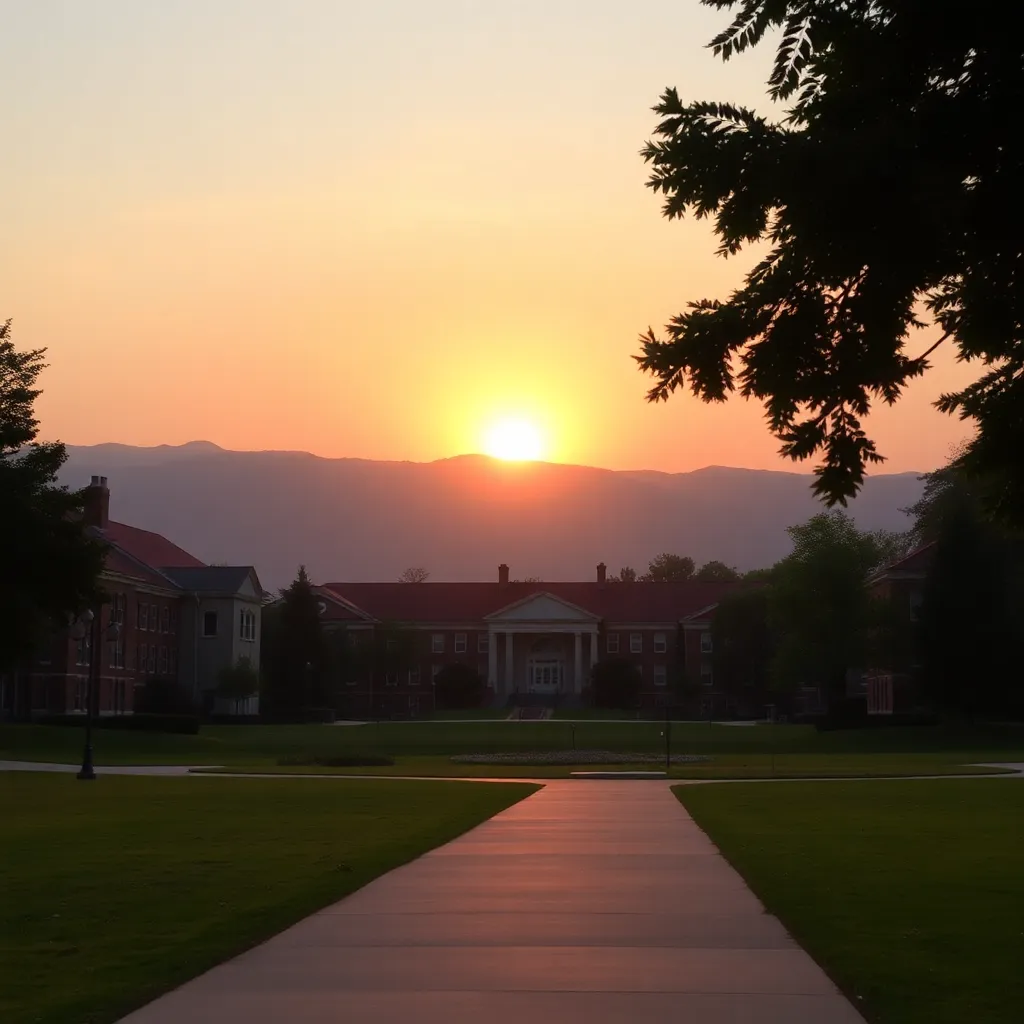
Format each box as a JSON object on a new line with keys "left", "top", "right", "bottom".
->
{"left": 59, "top": 442, "right": 928, "bottom": 591}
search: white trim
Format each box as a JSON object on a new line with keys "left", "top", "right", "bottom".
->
{"left": 485, "top": 590, "right": 600, "bottom": 622}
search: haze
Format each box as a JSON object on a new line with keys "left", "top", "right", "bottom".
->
{"left": 2, "top": 1, "right": 973, "bottom": 473}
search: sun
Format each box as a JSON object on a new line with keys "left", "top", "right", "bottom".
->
{"left": 483, "top": 418, "right": 545, "bottom": 461}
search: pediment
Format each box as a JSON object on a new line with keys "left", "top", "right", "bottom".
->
{"left": 486, "top": 592, "right": 598, "bottom": 623}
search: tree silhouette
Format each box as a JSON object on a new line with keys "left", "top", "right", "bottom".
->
{"left": 398, "top": 567, "right": 430, "bottom": 583}
{"left": 636, "top": 1, "right": 1024, "bottom": 522}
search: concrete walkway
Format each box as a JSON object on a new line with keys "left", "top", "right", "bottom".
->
{"left": 119, "top": 781, "right": 866, "bottom": 1024}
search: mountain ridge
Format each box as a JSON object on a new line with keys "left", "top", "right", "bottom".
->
{"left": 59, "top": 442, "right": 927, "bottom": 591}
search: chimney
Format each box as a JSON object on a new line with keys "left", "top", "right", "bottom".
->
{"left": 498, "top": 563, "right": 510, "bottom": 586}
{"left": 597, "top": 562, "right": 607, "bottom": 585}
{"left": 83, "top": 475, "right": 110, "bottom": 529}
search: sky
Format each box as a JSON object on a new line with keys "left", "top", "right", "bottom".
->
{"left": 1, "top": 0, "right": 975, "bottom": 474}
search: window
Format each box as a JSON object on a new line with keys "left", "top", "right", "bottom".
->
{"left": 150, "top": 604, "right": 158, "bottom": 632}
{"left": 630, "top": 633, "right": 643, "bottom": 654}
{"left": 168, "top": 606, "right": 177, "bottom": 634}
{"left": 76, "top": 634, "right": 91, "bottom": 667}
{"left": 161, "top": 607, "right": 170, "bottom": 633}
{"left": 431, "top": 634, "right": 445, "bottom": 654}
{"left": 386, "top": 639, "right": 398, "bottom": 653}
{"left": 113, "top": 679, "right": 126, "bottom": 713}
{"left": 111, "top": 593, "right": 126, "bottom": 625}
{"left": 138, "top": 603, "right": 148, "bottom": 631}
{"left": 635, "top": 663, "right": 644, "bottom": 681}
{"left": 606, "top": 633, "right": 619, "bottom": 654}
{"left": 653, "top": 632, "right": 667, "bottom": 654}
{"left": 431, "top": 664, "right": 442, "bottom": 682}
{"left": 203, "top": 611, "right": 218, "bottom": 637}
{"left": 454, "top": 633, "right": 467, "bottom": 653}
{"left": 169, "top": 648, "right": 177, "bottom": 677}
{"left": 409, "top": 667, "right": 421, "bottom": 687}
{"left": 138, "top": 643, "right": 148, "bottom": 673}
{"left": 909, "top": 592, "right": 923, "bottom": 622}
{"left": 701, "top": 664, "right": 714, "bottom": 687}
{"left": 147, "top": 646, "right": 156, "bottom": 673}
{"left": 239, "top": 609, "right": 257, "bottom": 642}
{"left": 73, "top": 679, "right": 86, "bottom": 711}
{"left": 110, "top": 637, "right": 125, "bottom": 669}
{"left": 385, "top": 671, "right": 398, "bottom": 687}
{"left": 700, "top": 632, "right": 713, "bottom": 654}
{"left": 653, "top": 664, "right": 667, "bottom": 687}
{"left": 158, "top": 646, "right": 168, "bottom": 675}
{"left": 477, "top": 633, "right": 489, "bottom": 653}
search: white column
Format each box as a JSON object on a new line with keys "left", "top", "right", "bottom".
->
{"left": 590, "top": 629, "right": 599, "bottom": 670}
{"left": 505, "top": 631, "right": 515, "bottom": 695}
{"left": 574, "top": 631, "right": 583, "bottom": 694}
{"left": 488, "top": 627, "right": 498, "bottom": 693}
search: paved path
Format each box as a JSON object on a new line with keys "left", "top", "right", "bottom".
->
{"left": 119, "top": 781, "right": 866, "bottom": 1024}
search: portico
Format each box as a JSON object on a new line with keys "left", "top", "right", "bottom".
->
{"left": 485, "top": 593, "right": 600, "bottom": 698}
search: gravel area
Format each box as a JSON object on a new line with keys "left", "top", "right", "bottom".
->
{"left": 450, "top": 750, "right": 712, "bottom": 766}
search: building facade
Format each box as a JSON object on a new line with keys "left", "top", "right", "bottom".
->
{"left": 0, "top": 477, "right": 263, "bottom": 719}
{"left": 317, "top": 563, "right": 744, "bottom": 717}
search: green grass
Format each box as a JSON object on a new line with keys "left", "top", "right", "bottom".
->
{"left": 674, "top": 779, "right": 1024, "bottom": 1024}
{"left": 3, "top": 719, "right": 1023, "bottom": 769}
{"left": 0, "top": 773, "right": 536, "bottom": 1024}
{"left": 196, "top": 752, "right": 1011, "bottom": 779}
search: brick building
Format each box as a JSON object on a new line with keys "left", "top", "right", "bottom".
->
{"left": 0, "top": 477, "right": 263, "bottom": 719}
{"left": 316, "top": 563, "right": 744, "bottom": 717}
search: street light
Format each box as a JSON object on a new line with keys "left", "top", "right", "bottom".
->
{"left": 71, "top": 609, "right": 120, "bottom": 781}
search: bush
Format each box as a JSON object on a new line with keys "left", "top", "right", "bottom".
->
{"left": 434, "top": 663, "right": 484, "bottom": 710}
{"left": 276, "top": 754, "right": 395, "bottom": 767}
{"left": 34, "top": 713, "right": 200, "bottom": 735}
{"left": 135, "top": 678, "right": 198, "bottom": 716}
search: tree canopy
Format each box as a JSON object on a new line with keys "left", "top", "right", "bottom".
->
{"left": 398, "top": 567, "right": 430, "bottom": 583}
{"left": 637, "top": 0, "right": 1024, "bottom": 521}
{"left": 0, "top": 320, "right": 105, "bottom": 670}
{"left": 644, "top": 553, "right": 695, "bottom": 581}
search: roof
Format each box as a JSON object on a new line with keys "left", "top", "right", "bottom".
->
{"left": 319, "top": 580, "right": 740, "bottom": 624}
{"left": 104, "top": 521, "right": 206, "bottom": 570}
{"left": 161, "top": 566, "right": 257, "bottom": 594}
{"left": 871, "top": 541, "right": 936, "bottom": 582}
{"left": 99, "top": 541, "right": 181, "bottom": 590}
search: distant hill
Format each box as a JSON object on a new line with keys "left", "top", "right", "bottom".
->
{"left": 60, "top": 442, "right": 926, "bottom": 591}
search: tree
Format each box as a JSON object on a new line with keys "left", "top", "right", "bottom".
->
{"left": 910, "top": 461, "right": 1023, "bottom": 718}
{"left": 712, "top": 587, "right": 774, "bottom": 692}
{"left": 1, "top": 321, "right": 105, "bottom": 670}
{"left": 217, "top": 656, "right": 259, "bottom": 714}
{"left": 260, "top": 566, "right": 328, "bottom": 715}
{"left": 398, "top": 567, "right": 430, "bottom": 583}
{"left": 769, "top": 511, "right": 896, "bottom": 703}
{"left": 591, "top": 657, "right": 642, "bottom": 709}
{"left": 635, "top": 1, "right": 1024, "bottom": 522}
{"left": 643, "top": 553, "right": 695, "bottom": 582}
{"left": 610, "top": 566, "right": 638, "bottom": 583}
{"left": 695, "top": 560, "right": 740, "bottom": 582}
{"left": 434, "top": 662, "right": 484, "bottom": 710}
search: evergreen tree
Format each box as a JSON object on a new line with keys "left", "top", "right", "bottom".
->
{"left": 0, "top": 320, "right": 105, "bottom": 669}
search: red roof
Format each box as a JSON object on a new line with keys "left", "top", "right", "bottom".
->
{"left": 101, "top": 544, "right": 179, "bottom": 589}
{"left": 104, "top": 521, "right": 206, "bottom": 571}
{"left": 320, "top": 580, "right": 739, "bottom": 624}
{"left": 881, "top": 541, "right": 936, "bottom": 575}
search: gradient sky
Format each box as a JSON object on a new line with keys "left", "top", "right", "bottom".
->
{"left": 2, "top": 0, "right": 974, "bottom": 473}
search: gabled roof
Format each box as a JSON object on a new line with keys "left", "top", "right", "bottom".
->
{"left": 320, "top": 580, "right": 738, "bottom": 624}
{"left": 871, "top": 541, "right": 936, "bottom": 582}
{"left": 312, "top": 586, "right": 376, "bottom": 623}
{"left": 104, "top": 521, "right": 205, "bottom": 570}
{"left": 161, "top": 565, "right": 259, "bottom": 595}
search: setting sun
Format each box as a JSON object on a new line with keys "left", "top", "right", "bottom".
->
{"left": 483, "top": 418, "right": 545, "bottom": 461}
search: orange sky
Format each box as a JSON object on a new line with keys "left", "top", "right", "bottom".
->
{"left": 2, "top": 1, "right": 975, "bottom": 474}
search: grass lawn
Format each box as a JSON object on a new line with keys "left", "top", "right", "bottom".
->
{"left": 3, "top": 720, "right": 1022, "bottom": 769}
{"left": 198, "top": 752, "right": 1011, "bottom": 779}
{"left": 674, "top": 779, "right": 1024, "bottom": 1024}
{"left": 0, "top": 773, "right": 536, "bottom": 1024}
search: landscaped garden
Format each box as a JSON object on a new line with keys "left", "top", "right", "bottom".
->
{"left": 0, "top": 773, "right": 536, "bottom": 1024}
{"left": 674, "top": 778, "right": 1024, "bottom": 1024}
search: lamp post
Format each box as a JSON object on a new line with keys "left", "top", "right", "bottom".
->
{"left": 72, "top": 610, "right": 120, "bottom": 781}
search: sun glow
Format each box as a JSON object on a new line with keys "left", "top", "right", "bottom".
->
{"left": 483, "top": 418, "right": 545, "bottom": 461}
